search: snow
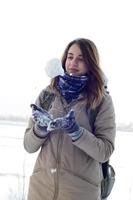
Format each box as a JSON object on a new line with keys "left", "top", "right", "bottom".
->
{"left": 44, "top": 58, "right": 64, "bottom": 78}
{"left": 0, "top": 121, "right": 133, "bottom": 199}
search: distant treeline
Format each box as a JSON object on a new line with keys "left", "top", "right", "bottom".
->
{"left": 0, "top": 115, "right": 28, "bottom": 123}
{"left": 117, "top": 122, "right": 133, "bottom": 132}
{"left": 0, "top": 115, "right": 133, "bottom": 132}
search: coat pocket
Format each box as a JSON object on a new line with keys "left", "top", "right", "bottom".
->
{"left": 59, "top": 168, "right": 101, "bottom": 200}
{"left": 28, "top": 170, "right": 54, "bottom": 200}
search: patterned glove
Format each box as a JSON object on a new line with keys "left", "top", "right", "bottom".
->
{"left": 31, "top": 104, "right": 53, "bottom": 138}
{"left": 48, "top": 110, "right": 83, "bottom": 141}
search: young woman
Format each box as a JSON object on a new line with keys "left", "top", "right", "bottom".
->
{"left": 24, "top": 38, "right": 116, "bottom": 200}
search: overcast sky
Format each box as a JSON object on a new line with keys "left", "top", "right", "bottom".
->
{"left": 0, "top": 0, "right": 133, "bottom": 123}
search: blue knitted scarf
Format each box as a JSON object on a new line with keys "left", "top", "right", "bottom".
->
{"left": 58, "top": 73, "right": 88, "bottom": 103}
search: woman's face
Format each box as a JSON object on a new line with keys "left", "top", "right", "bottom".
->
{"left": 65, "top": 44, "right": 88, "bottom": 76}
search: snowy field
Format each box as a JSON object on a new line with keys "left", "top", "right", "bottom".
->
{"left": 0, "top": 121, "right": 133, "bottom": 200}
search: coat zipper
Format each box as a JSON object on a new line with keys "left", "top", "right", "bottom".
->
{"left": 52, "top": 96, "right": 79, "bottom": 200}
{"left": 53, "top": 133, "right": 63, "bottom": 200}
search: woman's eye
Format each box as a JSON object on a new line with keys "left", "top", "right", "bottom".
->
{"left": 67, "top": 56, "right": 73, "bottom": 60}
{"left": 78, "top": 58, "right": 84, "bottom": 62}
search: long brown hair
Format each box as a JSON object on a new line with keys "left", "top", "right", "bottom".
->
{"left": 50, "top": 38, "right": 105, "bottom": 108}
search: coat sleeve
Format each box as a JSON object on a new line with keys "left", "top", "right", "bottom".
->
{"left": 23, "top": 117, "right": 48, "bottom": 153}
{"left": 73, "top": 94, "right": 116, "bottom": 163}
{"left": 23, "top": 89, "right": 50, "bottom": 153}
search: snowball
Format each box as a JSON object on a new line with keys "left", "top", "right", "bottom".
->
{"left": 45, "top": 58, "right": 64, "bottom": 78}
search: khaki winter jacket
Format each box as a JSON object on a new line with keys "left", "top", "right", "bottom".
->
{"left": 24, "top": 86, "right": 116, "bottom": 200}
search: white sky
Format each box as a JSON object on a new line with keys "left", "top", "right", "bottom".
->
{"left": 0, "top": 0, "right": 133, "bottom": 123}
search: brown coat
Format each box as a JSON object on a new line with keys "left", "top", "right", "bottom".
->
{"left": 23, "top": 86, "right": 116, "bottom": 200}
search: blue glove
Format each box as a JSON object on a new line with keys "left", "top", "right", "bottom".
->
{"left": 31, "top": 104, "right": 53, "bottom": 137}
{"left": 31, "top": 104, "right": 53, "bottom": 127}
{"left": 48, "top": 110, "right": 83, "bottom": 141}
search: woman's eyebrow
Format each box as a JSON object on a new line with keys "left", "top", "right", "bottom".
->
{"left": 68, "top": 52, "right": 83, "bottom": 57}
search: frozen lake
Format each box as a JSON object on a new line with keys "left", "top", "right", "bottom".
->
{"left": 0, "top": 121, "right": 133, "bottom": 200}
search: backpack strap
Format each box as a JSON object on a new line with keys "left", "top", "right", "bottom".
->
{"left": 89, "top": 99, "right": 104, "bottom": 133}
{"left": 40, "top": 91, "right": 56, "bottom": 111}
{"left": 88, "top": 97, "right": 109, "bottom": 178}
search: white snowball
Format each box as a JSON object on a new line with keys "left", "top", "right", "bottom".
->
{"left": 45, "top": 58, "right": 64, "bottom": 78}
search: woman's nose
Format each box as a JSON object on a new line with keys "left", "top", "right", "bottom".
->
{"left": 71, "top": 58, "right": 78, "bottom": 66}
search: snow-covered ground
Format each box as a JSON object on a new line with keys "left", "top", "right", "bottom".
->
{"left": 0, "top": 121, "right": 133, "bottom": 200}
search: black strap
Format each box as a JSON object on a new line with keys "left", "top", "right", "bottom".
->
{"left": 89, "top": 102, "right": 102, "bottom": 133}
{"left": 89, "top": 99, "right": 109, "bottom": 178}
{"left": 40, "top": 91, "right": 56, "bottom": 111}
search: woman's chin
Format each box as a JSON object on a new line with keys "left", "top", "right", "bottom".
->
{"left": 67, "top": 71, "right": 80, "bottom": 76}
{"left": 68, "top": 72, "right": 86, "bottom": 77}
